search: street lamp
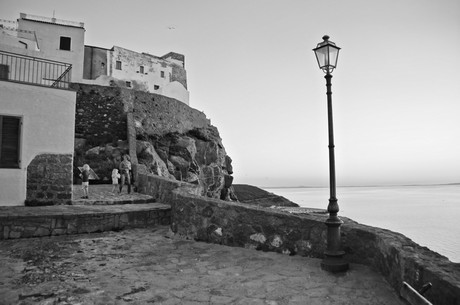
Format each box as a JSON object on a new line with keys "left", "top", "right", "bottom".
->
{"left": 313, "top": 35, "right": 349, "bottom": 272}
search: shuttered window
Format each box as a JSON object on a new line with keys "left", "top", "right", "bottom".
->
{"left": 0, "top": 116, "right": 21, "bottom": 168}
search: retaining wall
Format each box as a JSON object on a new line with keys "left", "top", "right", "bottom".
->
{"left": 0, "top": 205, "right": 171, "bottom": 240}
{"left": 136, "top": 165, "right": 202, "bottom": 202}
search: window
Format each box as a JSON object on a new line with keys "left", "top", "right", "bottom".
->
{"left": 59, "top": 36, "right": 71, "bottom": 51}
{"left": 126, "top": 81, "right": 131, "bottom": 88}
{"left": 115, "top": 61, "right": 122, "bottom": 70}
{"left": 0, "top": 64, "right": 8, "bottom": 80}
{"left": 0, "top": 115, "right": 21, "bottom": 168}
{"left": 154, "top": 85, "right": 160, "bottom": 90}
{"left": 139, "top": 66, "right": 144, "bottom": 74}
{"left": 160, "top": 71, "right": 165, "bottom": 78}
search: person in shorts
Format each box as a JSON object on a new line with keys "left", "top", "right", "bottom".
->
{"left": 119, "top": 155, "right": 132, "bottom": 194}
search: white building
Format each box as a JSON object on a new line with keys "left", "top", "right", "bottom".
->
{"left": 0, "top": 81, "right": 75, "bottom": 206}
{"left": 0, "top": 14, "right": 78, "bottom": 206}
{"left": 0, "top": 13, "right": 85, "bottom": 83}
{"left": 1, "top": 12, "right": 189, "bottom": 104}
{"left": 82, "top": 46, "right": 190, "bottom": 105}
{"left": 0, "top": 52, "right": 75, "bottom": 206}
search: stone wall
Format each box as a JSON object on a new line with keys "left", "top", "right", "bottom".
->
{"left": 129, "top": 89, "right": 209, "bottom": 136}
{"left": 0, "top": 205, "right": 171, "bottom": 239}
{"left": 25, "top": 154, "right": 73, "bottom": 206}
{"left": 136, "top": 166, "right": 202, "bottom": 203}
{"left": 136, "top": 173, "right": 460, "bottom": 305}
{"left": 171, "top": 189, "right": 327, "bottom": 257}
{"left": 342, "top": 222, "right": 460, "bottom": 305}
{"left": 72, "top": 83, "right": 127, "bottom": 144}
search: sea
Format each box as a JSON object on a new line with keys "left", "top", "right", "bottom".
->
{"left": 264, "top": 184, "right": 460, "bottom": 263}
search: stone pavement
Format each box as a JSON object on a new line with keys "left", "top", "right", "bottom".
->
{"left": 72, "top": 184, "right": 154, "bottom": 205}
{"left": 0, "top": 226, "right": 405, "bottom": 305}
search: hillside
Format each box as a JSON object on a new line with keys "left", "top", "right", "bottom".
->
{"left": 233, "top": 184, "right": 299, "bottom": 207}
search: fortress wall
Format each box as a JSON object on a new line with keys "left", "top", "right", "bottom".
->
{"left": 72, "top": 84, "right": 127, "bottom": 144}
{"left": 137, "top": 173, "right": 460, "bottom": 305}
{"left": 72, "top": 83, "right": 208, "bottom": 144}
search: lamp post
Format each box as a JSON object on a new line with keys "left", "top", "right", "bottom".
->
{"left": 313, "top": 35, "right": 349, "bottom": 273}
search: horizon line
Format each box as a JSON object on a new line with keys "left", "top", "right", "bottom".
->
{"left": 257, "top": 182, "right": 460, "bottom": 189}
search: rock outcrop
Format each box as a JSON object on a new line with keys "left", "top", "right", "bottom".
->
{"left": 232, "top": 184, "right": 299, "bottom": 207}
{"left": 71, "top": 83, "right": 236, "bottom": 201}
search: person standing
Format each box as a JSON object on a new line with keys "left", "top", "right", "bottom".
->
{"left": 111, "top": 168, "right": 121, "bottom": 193}
{"left": 80, "top": 164, "right": 91, "bottom": 199}
{"left": 119, "top": 154, "right": 132, "bottom": 194}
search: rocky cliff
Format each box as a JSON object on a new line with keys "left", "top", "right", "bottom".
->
{"left": 71, "top": 83, "right": 236, "bottom": 200}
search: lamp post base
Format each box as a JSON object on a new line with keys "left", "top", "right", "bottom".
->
{"left": 321, "top": 256, "right": 349, "bottom": 273}
{"left": 321, "top": 213, "right": 349, "bottom": 273}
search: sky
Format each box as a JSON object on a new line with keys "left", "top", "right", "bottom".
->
{"left": 1, "top": 0, "right": 459, "bottom": 187}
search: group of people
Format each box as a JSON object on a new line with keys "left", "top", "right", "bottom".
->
{"left": 80, "top": 154, "right": 133, "bottom": 199}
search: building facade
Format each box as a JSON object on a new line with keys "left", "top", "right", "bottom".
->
{"left": 0, "top": 13, "right": 85, "bottom": 83}
{"left": 1, "top": 12, "right": 189, "bottom": 104}
{"left": 82, "top": 46, "right": 189, "bottom": 105}
{"left": 0, "top": 14, "right": 78, "bottom": 206}
{"left": 0, "top": 54, "right": 75, "bottom": 206}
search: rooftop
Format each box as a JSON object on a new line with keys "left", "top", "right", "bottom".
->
{"left": 19, "top": 12, "right": 84, "bottom": 29}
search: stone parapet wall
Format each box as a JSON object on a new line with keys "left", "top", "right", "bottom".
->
{"left": 149, "top": 179, "right": 460, "bottom": 305}
{"left": 137, "top": 168, "right": 202, "bottom": 203}
{"left": 0, "top": 205, "right": 171, "bottom": 240}
{"left": 26, "top": 154, "right": 73, "bottom": 206}
{"left": 171, "top": 190, "right": 328, "bottom": 257}
{"left": 342, "top": 223, "right": 460, "bottom": 305}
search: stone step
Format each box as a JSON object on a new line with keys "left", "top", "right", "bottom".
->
{"left": 72, "top": 184, "right": 156, "bottom": 206}
{"left": 71, "top": 197, "right": 156, "bottom": 206}
{"left": 0, "top": 203, "right": 171, "bottom": 240}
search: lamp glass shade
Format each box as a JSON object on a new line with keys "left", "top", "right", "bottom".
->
{"left": 313, "top": 38, "right": 340, "bottom": 73}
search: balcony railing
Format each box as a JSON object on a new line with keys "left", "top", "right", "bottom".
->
{"left": 0, "top": 50, "right": 72, "bottom": 89}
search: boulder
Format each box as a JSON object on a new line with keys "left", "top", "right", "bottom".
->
{"left": 169, "top": 136, "right": 197, "bottom": 161}
{"left": 225, "top": 155, "right": 233, "bottom": 174}
{"left": 195, "top": 139, "right": 218, "bottom": 166}
{"left": 74, "top": 138, "right": 87, "bottom": 151}
{"left": 85, "top": 146, "right": 100, "bottom": 156}
{"left": 137, "top": 141, "right": 173, "bottom": 179}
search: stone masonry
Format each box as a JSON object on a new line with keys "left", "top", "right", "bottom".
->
{"left": 26, "top": 154, "right": 73, "bottom": 206}
{"left": 135, "top": 172, "right": 460, "bottom": 305}
{"left": 0, "top": 204, "right": 171, "bottom": 240}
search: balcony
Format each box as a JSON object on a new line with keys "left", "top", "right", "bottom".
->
{"left": 0, "top": 50, "right": 72, "bottom": 89}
